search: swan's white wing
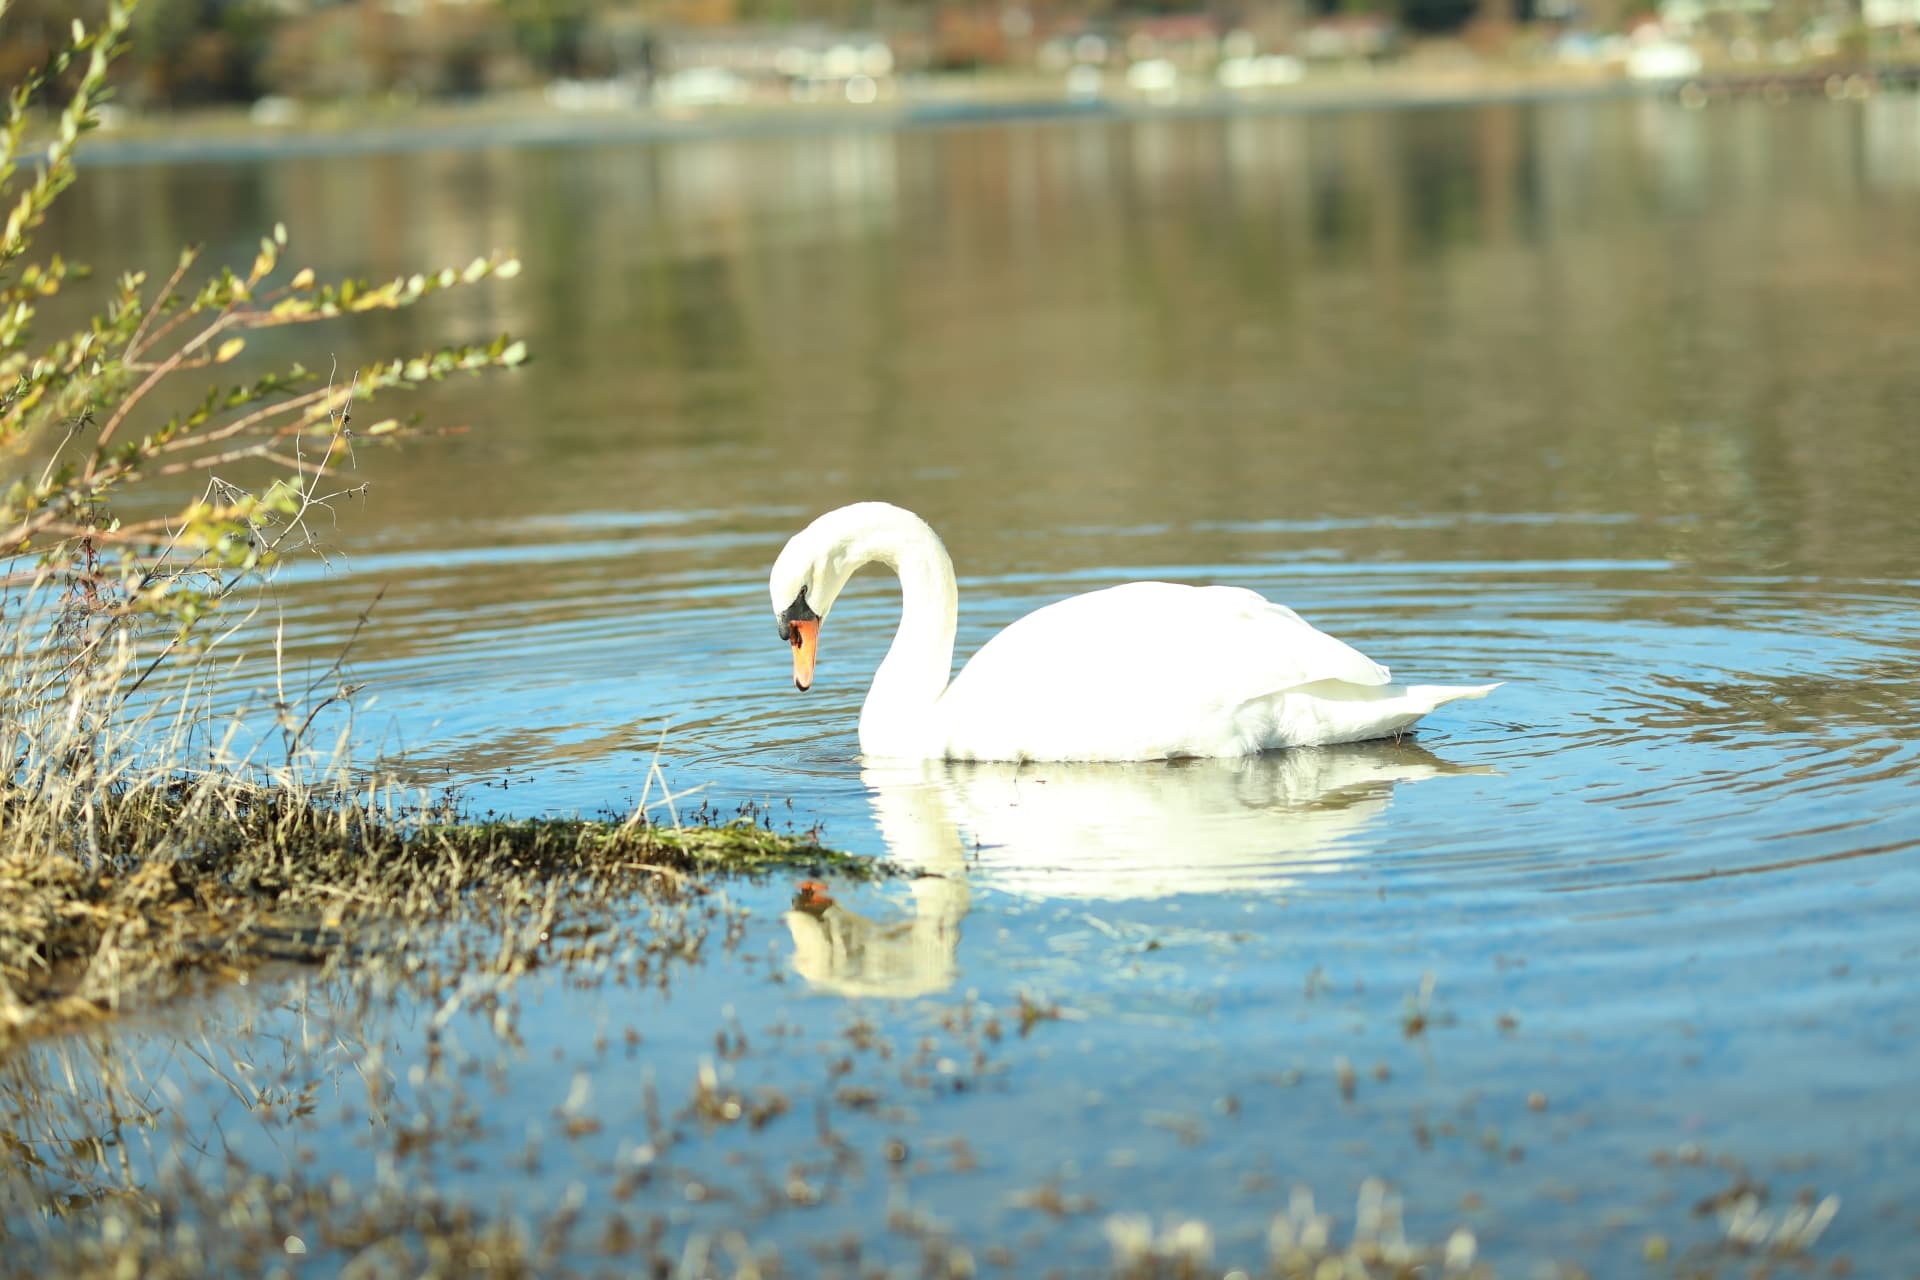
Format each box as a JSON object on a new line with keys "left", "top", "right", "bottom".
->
{"left": 936, "top": 582, "right": 1391, "bottom": 760}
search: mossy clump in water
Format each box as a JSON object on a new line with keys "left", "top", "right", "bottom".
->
{"left": 0, "top": 781, "right": 879, "bottom": 1050}
{"left": 422, "top": 814, "right": 881, "bottom": 883}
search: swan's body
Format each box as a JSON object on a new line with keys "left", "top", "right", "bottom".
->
{"left": 769, "top": 502, "right": 1496, "bottom": 762}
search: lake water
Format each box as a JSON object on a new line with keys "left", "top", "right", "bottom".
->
{"left": 7, "top": 94, "right": 1920, "bottom": 1275}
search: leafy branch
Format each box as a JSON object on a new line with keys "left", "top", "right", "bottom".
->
{"left": 0, "top": 0, "right": 526, "bottom": 746}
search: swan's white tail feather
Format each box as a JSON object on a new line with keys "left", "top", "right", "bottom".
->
{"left": 1238, "top": 679, "right": 1503, "bottom": 752}
{"left": 1404, "top": 681, "right": 1503, "bottom": 712}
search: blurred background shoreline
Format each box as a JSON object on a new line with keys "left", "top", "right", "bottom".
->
{"left": 11, "top": 0, "right": 1920, "bottom": 161}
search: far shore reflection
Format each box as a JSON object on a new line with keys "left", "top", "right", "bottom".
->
{"left": 785, "top": 742, "right": 1489, "bottom": 997}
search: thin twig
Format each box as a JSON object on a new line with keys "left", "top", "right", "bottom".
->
{"left": 121, "top": 251, "right": 200, "bottom": 363}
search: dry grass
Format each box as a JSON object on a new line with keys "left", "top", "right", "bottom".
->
{"left": 0, "top": 588, "right": 878, "bottom": 1051}
{"left": 0, "top": 785, "right": 875, "bottom": 1050}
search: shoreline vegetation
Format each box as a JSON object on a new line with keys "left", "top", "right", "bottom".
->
{"left": 0, "top": 791, "right": 879, "bottom": 1052}
{"left": 0, "top": 0, "right": 870, "bottom": 1057}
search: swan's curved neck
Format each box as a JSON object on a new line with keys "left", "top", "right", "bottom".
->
{"left": 841, "top": 510, "right": 958, "bottom": 755}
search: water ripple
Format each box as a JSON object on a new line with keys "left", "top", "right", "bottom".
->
{"left": 212, "top": 512, "right": 1920, "bottom": 907}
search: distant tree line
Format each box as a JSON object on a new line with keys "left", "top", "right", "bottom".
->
{"left": 3, "top": 0, "right": 267, "bottom": 105}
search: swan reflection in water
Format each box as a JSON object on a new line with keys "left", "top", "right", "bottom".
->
{"left": 786, "top": 742, "right": 1488, "bottom": 998}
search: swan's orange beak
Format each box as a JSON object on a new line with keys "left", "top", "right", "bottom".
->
{"left": 789, "top": 618, "right": 819, "bottom": 691}
{"left": 793, "top": 879, "right": 835, "bottom": 914}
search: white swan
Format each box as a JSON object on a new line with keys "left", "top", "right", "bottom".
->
{"left": 769, "top": 502, "right": 1497, "bottom": 761}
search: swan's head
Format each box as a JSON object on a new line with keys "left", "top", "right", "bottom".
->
{"left": 769, "top": 510, "right": 857, "bottom": 692}
{"left": 771, "top": 502, "right": 936, "bottom": 692}
{"left": 772, "top": 583, "right": 822, "bottom": 692}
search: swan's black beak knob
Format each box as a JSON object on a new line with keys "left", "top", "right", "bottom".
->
{"left": 778, "top": 588, "right": 820, "bottom": 691}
